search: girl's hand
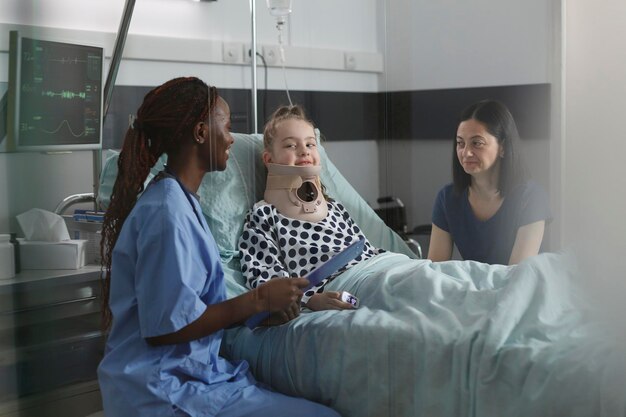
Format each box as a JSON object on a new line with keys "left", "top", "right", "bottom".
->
{"left": 306, "top": 292, "right": 354, "bottom": 311}
{"left": 254, "top": 277, "right": 309, "bottom": 313}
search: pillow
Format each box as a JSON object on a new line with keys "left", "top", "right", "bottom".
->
{"left": 198, "top": 133, "right": 267, "bottom": 263}
{"left": 98, "top": 131, "right": 415, "bottom": 297}
{"left": 98, "top": 149, "right": 166, "bottom": 208}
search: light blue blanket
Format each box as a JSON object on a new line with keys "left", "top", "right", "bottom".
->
{"left": 222, "top": 251, "right": 626, "bottom": 417}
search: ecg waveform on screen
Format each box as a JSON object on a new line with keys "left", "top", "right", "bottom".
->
{"left": 40, "top": 90, "right": 87, "bottom": 100}
{"left": 49, "top": 57, "right": 87, "bottom": 65}
{"left": 21, "top": 120, "right": 89, "bottom": 138}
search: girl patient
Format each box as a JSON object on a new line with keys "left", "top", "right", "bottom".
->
{"left": 238, "top": 105, "right": 382, "bottom": 312}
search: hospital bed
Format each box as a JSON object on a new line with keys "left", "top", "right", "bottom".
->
{"left": 99, "top": 132, "right": 626, "bottom": 417}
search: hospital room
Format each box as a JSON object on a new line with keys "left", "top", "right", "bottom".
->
{"left": 0, "top": 0, "right": 625, "bottom": 416}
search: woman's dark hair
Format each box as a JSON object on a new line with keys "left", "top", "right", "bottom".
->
{"left": 100, "top": 77, "right": 218, "bottom": 331}
{"left": 452, "top": 99, "right": 527, "bottom": 196}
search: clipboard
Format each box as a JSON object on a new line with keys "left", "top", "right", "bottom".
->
{"left": 245, "top": 237, "right": 365, "bottom": 329}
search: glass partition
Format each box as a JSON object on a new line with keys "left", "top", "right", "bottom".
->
{"left": 0, "top": 1, "right": 564, "bottom": 415}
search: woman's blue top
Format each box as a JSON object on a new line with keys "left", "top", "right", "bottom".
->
{"left": 432, "top": 181, "right": 550, "bottom": 265}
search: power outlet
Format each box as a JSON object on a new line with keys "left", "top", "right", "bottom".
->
{"left": 222, "top": 42, "right": 242, "bottom": 64}
{"left": 262, "top": 45, "right": 281, "bottom": 66}
{"left": 344, "top": 53, "right": 357, "bottom": 70}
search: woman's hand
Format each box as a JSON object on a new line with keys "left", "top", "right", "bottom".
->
{"left": 147, "top": 278, "right": 307, "bottom": 346}
{"left": 254, "top": 277, "right": 309, "bottom": 313}
{"left": 260, "top": 301, "right": 301, "bottom": 326}
{"left": 306, "top": 292, "right": 354, "bottom": 311}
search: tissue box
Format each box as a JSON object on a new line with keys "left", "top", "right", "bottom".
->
{"left": 17, "top": 239, "right": 87, "bottom": 270}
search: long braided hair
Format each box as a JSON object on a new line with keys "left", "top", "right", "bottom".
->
{"left": 100, "top": 77, "right": 218, "bottom": 331}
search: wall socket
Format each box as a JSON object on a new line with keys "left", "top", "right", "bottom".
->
{"left": 262, "top": 45, "right": 281, "bottom": 66}
{"left": 344, "top": 53, "right": 357, "bottom": 70}
{"left": 222, "top": 42, "right": 242, "bottom": 63}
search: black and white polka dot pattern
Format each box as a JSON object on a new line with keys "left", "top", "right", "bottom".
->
{"left": 238, "top": 201, "right": 382, "bottom": 304}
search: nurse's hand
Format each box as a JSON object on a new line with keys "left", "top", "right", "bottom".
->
{"left": 254, "top": 277, "right": 309, "bottom": 313}
{"left": 147, "top": 278, "right": 307, "bottom": 345}
{"left": 261, "top": 301, "right": 301, "bottom": 326}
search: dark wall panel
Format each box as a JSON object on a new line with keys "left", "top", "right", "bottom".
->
{"left": 101, "top": 83, "right": 550, "bottom": 149}
{"left": 384, "top": 84, "right": 551, "bottom": 140}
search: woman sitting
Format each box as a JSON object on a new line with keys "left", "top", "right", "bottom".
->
{"left": 427, "top": 99, "right": 550, "bottom": 265}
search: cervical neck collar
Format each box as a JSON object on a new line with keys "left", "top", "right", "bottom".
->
{"left": 264, "top": 163, "right": 328, "bottom": 222}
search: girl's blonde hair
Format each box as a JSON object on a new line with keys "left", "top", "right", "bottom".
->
{"left": 263, "top": 104, "right": 315, "bottom": 150}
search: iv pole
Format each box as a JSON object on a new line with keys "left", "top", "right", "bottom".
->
{"left": 56, "top": 0, "right": 136, "bottom": 214}
{"left": 98, "top": 0, "right": 137, "bottom": 200}
{"left": 251, "top": 0, "right": 258, "bottom": 133}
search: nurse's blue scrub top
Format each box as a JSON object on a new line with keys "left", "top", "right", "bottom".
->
{"left": 97, "top": 175, "right": 253, "bottom": 417}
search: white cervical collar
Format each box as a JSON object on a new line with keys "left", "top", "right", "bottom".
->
{"left": 264, "top": 163, "right": 328, "bottom": 222}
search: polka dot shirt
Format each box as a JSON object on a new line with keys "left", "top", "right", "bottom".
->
{"left": 238, "top": 200, "right": 382, "bottom": 304}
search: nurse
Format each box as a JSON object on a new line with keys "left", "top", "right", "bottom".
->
{"left": 98, "top": 77, "right": 340, "bottom": 417}
{"left": 427, "top": 99, "right": 550, "bottom": 265}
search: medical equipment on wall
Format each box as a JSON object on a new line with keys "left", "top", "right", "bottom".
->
{"left": 7, "top": 30, "right": 104, "bottom": 152}
{"left": 266, "top": 0, "right": 293, "bottom": 106}
{"left": 267, "top": 0, "right": 292, "bottom": 23}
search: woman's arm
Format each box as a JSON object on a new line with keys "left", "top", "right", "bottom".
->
{"left": 427, "top": 224, "right": 454, "bottom": 262}
{"left": 508, "top": 220, "right": 545, "bottom": 265}
{"left": 147, "top": 277, "right": 308, "bottom": 346}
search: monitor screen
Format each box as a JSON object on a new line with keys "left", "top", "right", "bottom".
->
{"left": 8, "top": 31, "right": 103, "bottom": 151}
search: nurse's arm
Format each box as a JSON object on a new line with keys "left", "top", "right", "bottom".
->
{"left": 146, "top": 277, "right": 309, "bottom": 346}
{"left": 427, "top": 224, "right": 453, "bottom": 262}
{"left": 508, "top": 220, "right": 545, "bottom": 265}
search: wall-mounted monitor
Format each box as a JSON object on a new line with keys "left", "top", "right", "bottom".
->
{"left": 7, "top": 30, "right": 104, "bottom": 152}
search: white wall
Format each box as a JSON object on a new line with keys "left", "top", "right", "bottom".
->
{"left": 0, "top": 0, "right": 382, "bottom": 91}
{"left": 1, "top": 0, "right": 380, "bottom": 51}
{"left": 382, "top": 0, "right": 552, "bottom": 91}
{"left": 0, "top": 0, "right": 381, "bottom": 234}
{"left": 563, "top": 0, "right": 626, "bottom": 282}
{"left": 378, "top": 0, "right": 557, "bottom": 242}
